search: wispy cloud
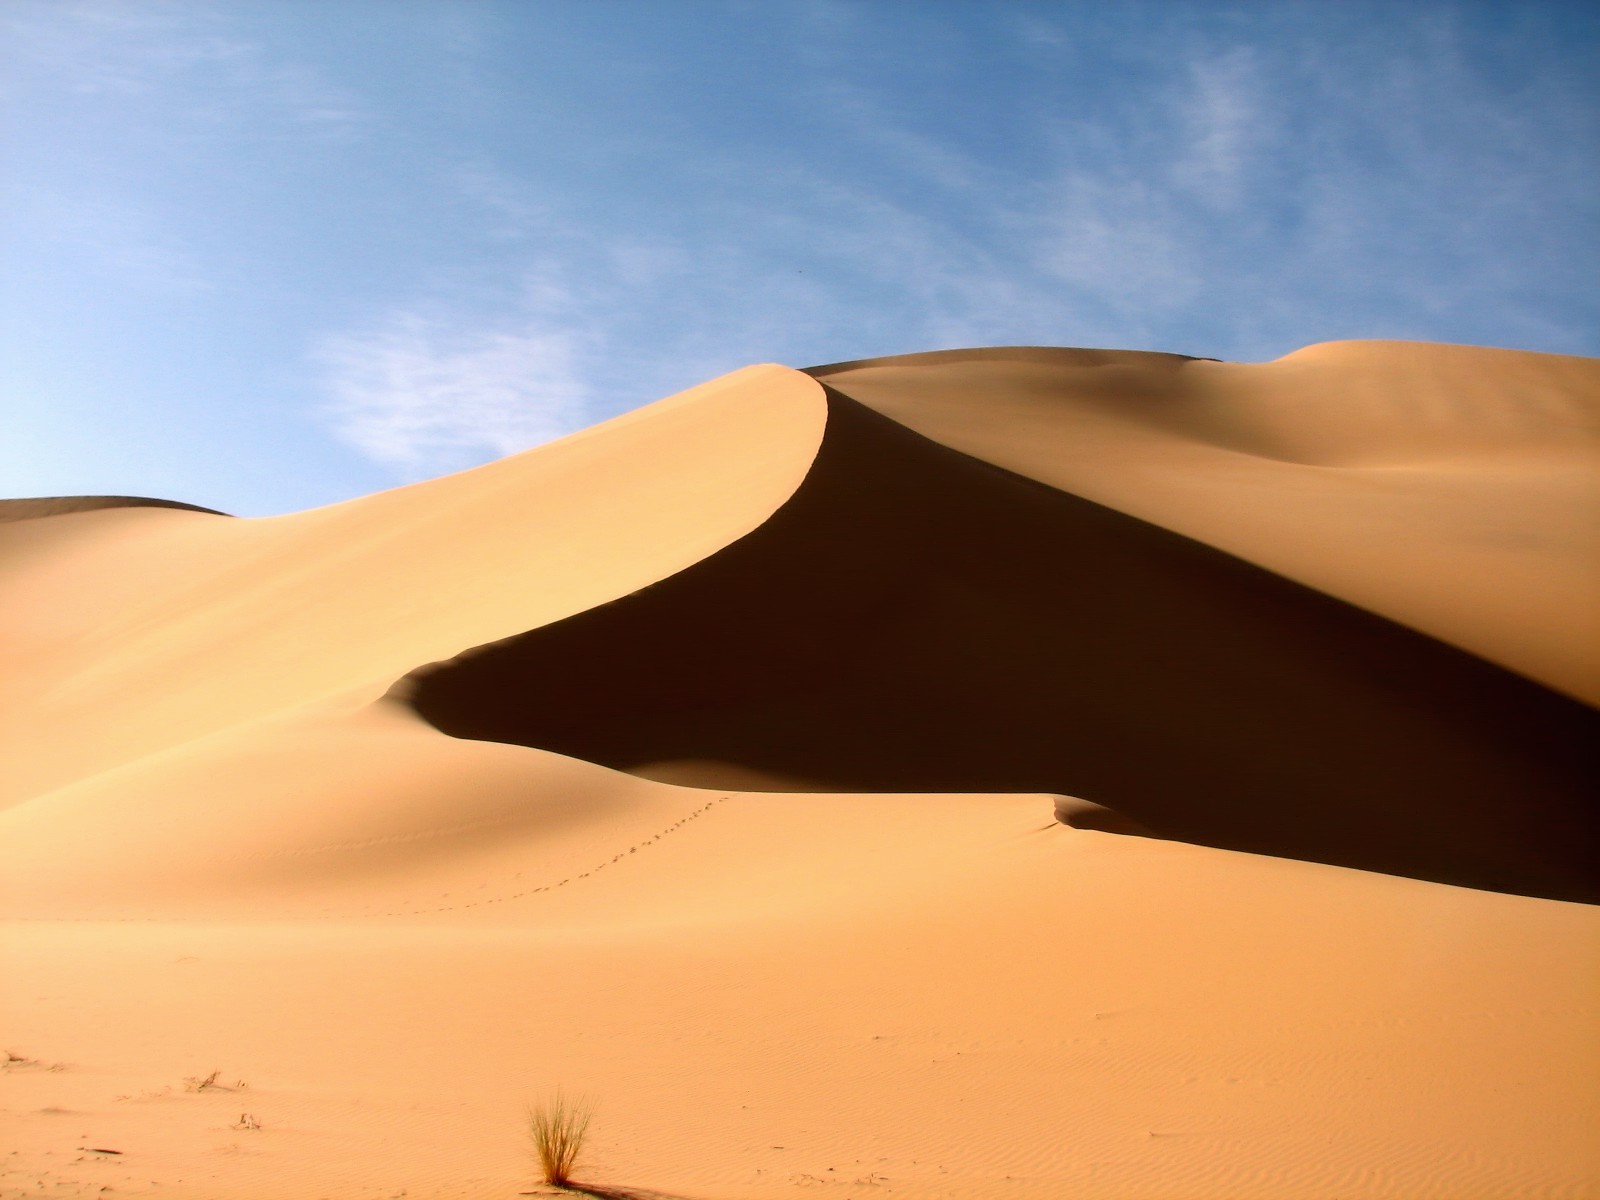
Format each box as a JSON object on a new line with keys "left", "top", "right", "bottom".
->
{"left": 315, "top": 2, "right": 1599, "bottom": 476}
{"left": 317, "top": 304, "right": 594, "bottom": 476}
{"left": 8, "top": 0, "right": 1593, "bottom": 518}
{"left": 452, "top": 166, "right": 551, "bottom": 244}
{"left": 1172, "top": 47, "right": 1264, "bottom": 209}
{"left": 3, "top": 1, "right": 367, "bottom": 131}
{"left": 2, "top": 2, "right": 250, "bottom": 98}
{"left": 1011, "top": 43, "right": 1270, "bottom": 329}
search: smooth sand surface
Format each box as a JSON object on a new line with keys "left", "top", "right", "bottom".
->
{"left": 2, "top": 343, "right": 1596, "bottom": 1199}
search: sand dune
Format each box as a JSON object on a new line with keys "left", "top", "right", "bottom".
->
{"left": 403, "top": 385, "right": 1596, "bottom": 902}
{"left": 0, "top": 365, "right": 823, "bottom": 808}
{"left": 2, "top": 342, "right": 1596, "bottom": 1199}
{"left": 809, "top": 342, "right": 1600, "bottom": 704}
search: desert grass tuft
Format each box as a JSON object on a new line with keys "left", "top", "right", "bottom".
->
{"left": 529, "top": 1089, "right": 592, "bottom": 1189}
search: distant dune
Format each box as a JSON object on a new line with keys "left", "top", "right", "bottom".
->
{"left": 0, "top": 494, "right": 229, "bottom": 523}
{"left": 2, "top": 343, "right": 1595, "bottom": 1199}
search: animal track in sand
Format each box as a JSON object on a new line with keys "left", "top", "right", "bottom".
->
{"left": 367, "top": 794, "right": 734, "bottom": 918}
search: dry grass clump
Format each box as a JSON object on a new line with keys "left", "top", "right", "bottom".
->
{"left": 529, "top": 1089, "right": 592, "bottom": 1189}
{"left": 183, "top": 1069, "right": 247, "bottom": 1092}
{"left": 4, "top": 1049, "right": 65, "bottom": 1073}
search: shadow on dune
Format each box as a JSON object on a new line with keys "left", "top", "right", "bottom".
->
{"left": 401, "top": 388, "right": 1597, "bottom": 903}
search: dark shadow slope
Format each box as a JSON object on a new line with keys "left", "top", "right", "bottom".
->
{"left": 0, "top": 496, "right": 228, "bottom": 524}
{"left": 402, "top": 389, "right": 1598, "bottom": 902}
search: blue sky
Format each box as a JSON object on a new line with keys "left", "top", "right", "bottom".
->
{"left": 3, "top": 1, "right": 1596, "bottom": 516}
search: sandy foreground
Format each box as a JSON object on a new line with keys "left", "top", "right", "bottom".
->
{"left": 1, "top": 342, "right": 1596, "bottom": 1199}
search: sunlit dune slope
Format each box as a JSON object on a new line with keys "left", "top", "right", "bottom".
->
{"left": 402, "top": 384, "right": 1597, "bottom": 902}
{"left": 0, "top": 365, "right": 825, "bottom": 808}
{"left": 0, "top": 700, "right": 722, "bottom": 921}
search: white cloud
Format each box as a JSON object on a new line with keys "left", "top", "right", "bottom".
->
{"left": 1035, "top": 177, "right": 1200, "bottom": 311}
{"left": 453, "top": 166, "right": 549, "bottom": 243}
{"left": 2, "top": 2, "right": 249, "bottom": 98}
{"left": 253, "top": 59, "right": 368, "bottom": 132}
{"left": 1172, "top": 47, "right": 1263, "bottom": 208}
{"left": 1017, "top": 42, "right": 1276, "bottom": 320}
{"left": 318, "top": 309, "right": 592, "bottom": 475}
{"left": 814, "top": 79, "right": 988, "bottom": 198}
{"left": 3, "top": 1, "right": 367, "bottom": 131}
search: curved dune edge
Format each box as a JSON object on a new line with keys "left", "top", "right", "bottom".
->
{"left": 0, "top": 364, "right": 828, "bottom": 807}
{"left": 404, "top": 384, "right": 1597, "bottom": 902}
{"left": 807, "top": 340, "right": 1600, "bottom": 704}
